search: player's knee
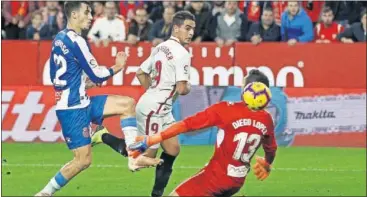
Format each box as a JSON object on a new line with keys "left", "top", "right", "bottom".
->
{"left": 75, "top": 156, "right": 92, "bottom": 170}
{"left": 117, "top": 97, "right": 136, "bottom": 117}
{"left": 165, "top": 144, "right": 180, "bottom": 156}
{"left": 124, "top": 97, "right": 136, "bottom": 114}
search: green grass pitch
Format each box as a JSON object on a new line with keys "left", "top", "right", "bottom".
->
{"left": 1, "top": 143, "right": 366, "bottom": 196}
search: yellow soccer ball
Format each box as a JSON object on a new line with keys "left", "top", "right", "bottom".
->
{"left": 242, "top": 82, "right": 272, "bottom": 110}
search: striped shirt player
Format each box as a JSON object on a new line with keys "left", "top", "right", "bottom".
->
{"left": 50, "top": 29, "right": 114, "bottom": 149}
{"left": 133, "top": 36, "right": 191, "bottom": 149}
{"left": 36, "top": 2, "right": 154, "bottom": 196}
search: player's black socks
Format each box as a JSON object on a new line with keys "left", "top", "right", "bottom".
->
{"left": 101, "top": 133, "right": 128, "bottom": 157}
{"left": 151, "top": 152, "right": 177, "bottom": 197}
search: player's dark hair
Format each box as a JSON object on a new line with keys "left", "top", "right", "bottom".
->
{"left": 64, "top": 1, "right": 91, "bottom": 19}
{"left": 322, "top": 6, "right": 333, "bottom": 14}
{"left": 244, "top": 69, "right": 270, "bottom": 87}
{"left": 262, "top": 7, "right": 273, "bottom": 13}
{"left": 172, "top": 11, "right": 195, "bottom": 28}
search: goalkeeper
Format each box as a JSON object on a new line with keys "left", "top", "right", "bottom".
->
{"left": 129, "top": 70, "right": 278, "bottom": 196}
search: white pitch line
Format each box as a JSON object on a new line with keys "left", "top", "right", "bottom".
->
{"left": 1, "top": 163, "right": 365, "bottom": 172}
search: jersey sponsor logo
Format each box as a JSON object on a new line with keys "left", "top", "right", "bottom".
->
{"left": 227, "top": 164, "right": 248, "bottom": 178}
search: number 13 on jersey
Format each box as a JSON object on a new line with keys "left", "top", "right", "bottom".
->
{"left": 233, "top": 132, "right": 261, "bottom": 163}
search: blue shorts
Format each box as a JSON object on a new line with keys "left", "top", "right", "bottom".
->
{"left": 56, "top": 95, "right": 108, "bottom": 150}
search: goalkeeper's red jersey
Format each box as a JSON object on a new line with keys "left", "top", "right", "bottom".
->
{"left": 182, "top": 101, "right": 277, "bottom": 180}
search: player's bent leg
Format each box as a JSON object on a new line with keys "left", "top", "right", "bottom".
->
{"left": 170, "top": 169, "right": 209, "bottom": 197}
{"left": 161, "top": 136, "right": 180, "bottom": 156}
{"left": 102, "top": 95, "right": 136, "bottom": 118}
{"left": 35, "top": 145, "right": 92, "bottom": 196}
{"left": 61, "top": 144, "right": 92, "bottom": 179}
{"left": 103, "top": 95, "right": 138, "bottom": 146}
{"left": 151, "top": 136, "right": 180, "bottom": 197}
{"left": 91, "top": 95, "right": 137, "bottom": 157}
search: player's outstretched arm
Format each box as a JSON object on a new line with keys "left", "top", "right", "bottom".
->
{"left": 129, "top": 104, "right": 222, "bottom": 158}
{"left": 74, "top": 36, "right": 127, "bottom": 84}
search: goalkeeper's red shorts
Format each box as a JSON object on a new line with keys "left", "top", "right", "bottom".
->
{"left": 174, "top": 166, "right": 245, "bottom": 196}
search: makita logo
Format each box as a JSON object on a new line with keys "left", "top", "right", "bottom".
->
{"left": 294, "top": 110, "right": 336, "bottom": 120}
{"left": 43, "top": 60, "right": 305, "bottom": 87}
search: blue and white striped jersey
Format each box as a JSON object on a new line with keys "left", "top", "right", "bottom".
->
{"left": 50, "top": 29, "right": 113, "bottom": 110}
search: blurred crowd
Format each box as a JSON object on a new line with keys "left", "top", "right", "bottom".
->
{"left": 2, "top": 1, "right": 366, "bottom": 46}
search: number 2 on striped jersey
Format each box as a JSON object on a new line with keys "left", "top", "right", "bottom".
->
{"left": 53, "top": 54, "right": 67, "bottom": 87}
{"left": 233, "top": 132, "right": 261, "bottom": 163}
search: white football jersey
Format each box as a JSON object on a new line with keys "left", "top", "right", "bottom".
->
{"left": 136, "top": 36, "right": 191, "bottom": 116}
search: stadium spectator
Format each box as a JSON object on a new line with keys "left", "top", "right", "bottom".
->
{"left": 2, "top": 1, "right": 38, "bottom": 39}
{"left": 186, "top": 1, "right": 212, "bottom": 43}
{"left": 145, "top": 1, "right": 161, "bottom": 14}
{"left": 127, "top": 7, "right": 152, "bottom": 45}
{"left": 148, "top": 6, "right": 175, "bottom": 46}
{"left": 39, "top": 1, "right": 63, "bottom": 40}
{"left": 211, "top": 1, "right": 225, "bottom": 16}
{"left": 281, "top": 1, "right": 313, "bottom": 46}
{"left": 119, "top": 1, "right": 145, "bottom": 22}
{"left": 325, "top": 1, "right": 363, "bottom": 27}
{"left": 149, "top": 1, "right": 182, "bottom": 23}
{"left": 314, "top": 7, "right": 344, "bottom": 43}
{"left": 241, "top": 1, "right": 267, "bottom": 24}
{"left": 337, "top": 9, "right": 366, "bottom": 43}
{"left": 209, "top": 1, "right": 248, "bottom": 47}
{"left": 88, "top": 1, "right": 127, "bottom": 47}
{"left": 26, "top": 11, "right": 44, "bottom": 40}
{"left": 92, "top": 1, "right": 104, "bottom": 23}
{"left": 302, "top": 1, "right": 324, "bottom": 26}
{"left": 266, "top": 1, "right": 287, "bottom": 26}
{"left": 246, "top": 7, "right": 281, "bottom": 45}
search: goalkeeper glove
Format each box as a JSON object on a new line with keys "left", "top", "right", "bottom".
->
{"left": 128, "top": 136, "right": 149, "bottom": 158}
{"left": 252, "top": 156, "right": 271, "bottom": 181}
{"left": 128, "top": 135, "right": 162, "bottom": 158}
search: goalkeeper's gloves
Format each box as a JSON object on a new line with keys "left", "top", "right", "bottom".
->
{"left": 128, "top": 136, "right": 149, "bottom": 158}
{"left": 128, "top": 135, "right": 162, "bottom": 158}
{"left": 252, "top": 156, "right": 271, "bottom": 181}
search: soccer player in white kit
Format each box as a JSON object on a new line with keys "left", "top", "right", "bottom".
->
{"left": 132, "top": 11, "right": 195, "bottom": 197}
